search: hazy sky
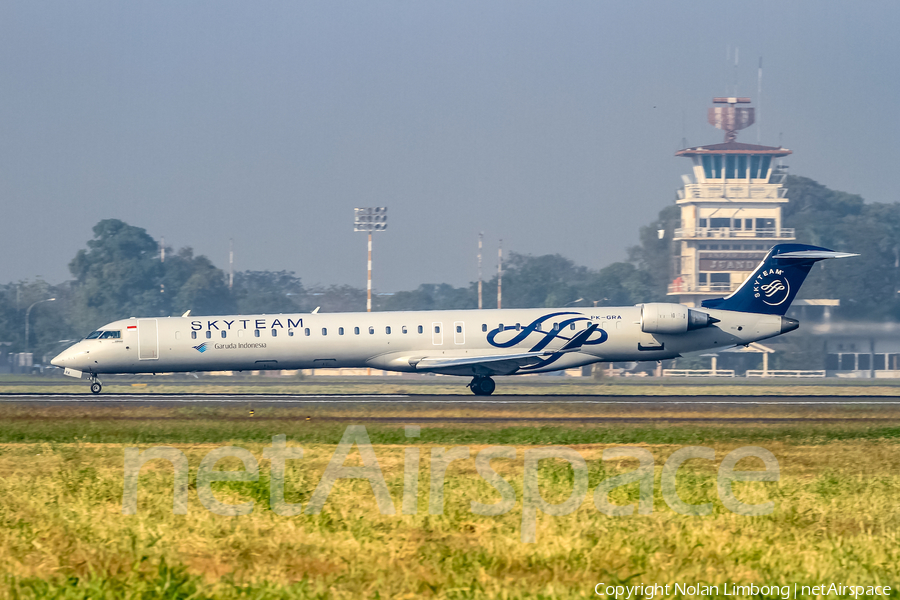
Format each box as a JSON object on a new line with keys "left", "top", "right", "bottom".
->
{"left": 2, "top": 1, "right": 898, "bottom": 292}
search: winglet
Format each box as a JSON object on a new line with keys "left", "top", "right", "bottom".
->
{"left": 556, "top": 323, "right": 599, "bottom": 353}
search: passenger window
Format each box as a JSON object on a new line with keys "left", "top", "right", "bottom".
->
{"left": 175, "top": 331, "right": 181, "bottom": 340}
{"left": 369, "top": 326, "right": 375, "bottom": 334}
{"left": 515, "top": 323, "right": 521, "bottom": 331}
{"left": 417, "top": 325, "right": 423, "bottom": 334}
{"left": 386, "top": 326, "right": 391, "bottom": 334}
{"left": 191, "top": 331, "right": 197, "bottom": 340}
{"left": 238, "top": 330, "right": 244, "bottom": 338}
{"left": 221, "top": 331, "right": 227, "bottom": 339}
{"left": 288, "top": 329, "right": 294, "bottom": 337}
{"left": 272, "top": 329, "right": 277, "bottom": 337}
{"left": 339, "top": 327, "right": 344, "bottom": 335}
{"left": 482, "top": 324, "right": 487, "bottom": 332}
{"left": 305, "top": 328, "right": 310, "bottom": 336}
{"left": 434, "top": 325, "right": 441, "bottom": 333}
{"left": 322, "top": 328, "right": 327, "bottom": 336}
{"left": 536, "top": 323, "right": 542, "bottom": 332}
{"left": 100, "top": 330, "right": 121, "bottom": 339}
{"left": 553, "top": 323, "right": 559, "bottom": 331}
{"left": 254, "top": 330, "right": 261, "bottom": 337}
{"left": 206, "top": 331, "right": 212, "bottom": 339}
{"left": 499, "top": 323, "right": 504, "bottom": 331}
{"left": 456, "top": 325, "right": 462, "bottom": 333}
{"left": 354, "top": 327, "right": 360, "bottom": 335}
{"left": 402, "top": 326, "right": 408, "bottom": 334}
{"left": 570, "top": 323, "right": 576, "bottom": 330}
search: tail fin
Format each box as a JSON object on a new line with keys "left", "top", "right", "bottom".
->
{"left": 701, "top": 243, "right": 857, "bottom": 315}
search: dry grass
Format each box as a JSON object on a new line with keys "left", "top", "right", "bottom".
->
{"left": 0, "top": 403, "right": 898, "bottom": 598}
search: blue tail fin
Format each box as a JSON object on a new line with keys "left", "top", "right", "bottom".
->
{"left": 701, "top": 244, "right": 857, "bottom": 315}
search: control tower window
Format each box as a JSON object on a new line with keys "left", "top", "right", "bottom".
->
{"left": 710, "top": 218, "right": 730, "bottom": 229}
{"left": 701, "top": 155, "right": 722, "bottom": 179}
{"left": 698, "top": 218, "right": 707, "bottom": 228}
{"left": 750, "top": 156, "right": 772, "bottom": 179}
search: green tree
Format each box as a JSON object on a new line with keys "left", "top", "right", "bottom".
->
{"left": 68, "top": 220, "right": 165, "bottom": 331}
{"left": 232, "top": 270, "right": 303, "bottom": 314}
{"left": 784, "top": 175, "right": 900, "bottom": 320}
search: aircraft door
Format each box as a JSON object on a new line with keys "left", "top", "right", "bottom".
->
{"left": 138, "top": 319, "right": 159, "bottom": 360}
{"left": 432, "top": 322, "right": 443, "bottom": 345}
{"left": 453, "top": 321, "right": 465, "bottom": 344}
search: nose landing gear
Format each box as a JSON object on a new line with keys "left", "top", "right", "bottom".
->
{"left": 468, "top": 376, "right": 496, "bottom": 396}
{"left": 89, "top": 375, "right": 102, "bottom": 394}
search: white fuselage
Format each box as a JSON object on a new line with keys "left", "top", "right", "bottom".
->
{"left": 51, "top": 306, "right": 789, "bottom": 378}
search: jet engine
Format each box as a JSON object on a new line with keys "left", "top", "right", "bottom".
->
{"left": 640, "top": 303, "right": 719, "bottom": 334}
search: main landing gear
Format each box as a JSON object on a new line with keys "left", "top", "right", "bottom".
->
{"left": 89, "top": 375, "right": 102, "bottom": 394}
{"left": 469, "top": 376, "right": 496, "bottom": 396}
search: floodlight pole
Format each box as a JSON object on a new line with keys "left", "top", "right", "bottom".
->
{"left": 497, "top": 239, "right": 502, "bottom": 310}
{"left": 354, "top": 207, "right": 387, "bottom": 313}
{"left": 477, "top": 232, "right": 483, "bottom": 310}
{"left": 367, "top": 232, "right": 372, "bottom": 312}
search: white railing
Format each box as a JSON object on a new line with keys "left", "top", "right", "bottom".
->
{"left": 673, "top": 227, "right": 795, "bottom": 240}
{"left": 663, "top": 369, "right": 735, "bottom": 377}
{"left": 745, "top": 370, "right": 826, "bottom": 378}
{"left": 668, "top": 282, "right": 740, "bottom": 294}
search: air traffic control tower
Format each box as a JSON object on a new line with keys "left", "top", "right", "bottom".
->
{"left": 668, "top": 97, "right": 794, "bottom": 307}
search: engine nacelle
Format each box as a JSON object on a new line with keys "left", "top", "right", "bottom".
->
{"left": 640, "top": 303, "right": 718, "bottom": 334}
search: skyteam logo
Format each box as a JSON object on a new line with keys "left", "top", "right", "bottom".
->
{"left": 753, "top": 268, "right": 790, "bottom": 306}
{"left": 487, "top": 312, "right": 608, "bottom": 371}
{"left": 193, "top": 342, "right": 209, "bottom": 353}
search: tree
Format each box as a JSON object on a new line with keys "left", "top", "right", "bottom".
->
{"left": 68, "top": 219, "right": 165, "bottom": 331}
{"left": 784, "top": 175, "right": 900, "bottom": 320}
{"left": 232, "top": 270, "right": 303, "bottom": 314}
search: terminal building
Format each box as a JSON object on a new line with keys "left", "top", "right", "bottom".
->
{"left": 667, "top": 97, "right": 794, "bottom": 307}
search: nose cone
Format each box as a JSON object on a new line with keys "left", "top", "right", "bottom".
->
{"left": 51, "top": 344, "right": 86, "bottom": 369}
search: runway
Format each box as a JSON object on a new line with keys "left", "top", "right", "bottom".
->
{"left": 2, "top": 393, "right": 900, "bottom": 405}
{"left": 1, "top": 393, "right": 899, "bottom": 425}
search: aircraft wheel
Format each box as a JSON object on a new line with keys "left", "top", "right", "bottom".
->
{"left": 90, "top": 382, "right": 102, "bottom": 394}
{"left": 470, "top": 377, "right": 495, "bottom": 396}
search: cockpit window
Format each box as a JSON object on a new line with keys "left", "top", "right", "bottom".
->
{"left": 85, "top": 331, "right": 103, "bottom": 339}
{"left": 100, "top": 330, "right": 121, "bottom": 339}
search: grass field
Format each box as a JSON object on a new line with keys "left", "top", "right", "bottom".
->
{"left": 0, "top": 399, "right": 898, "bottom": 598}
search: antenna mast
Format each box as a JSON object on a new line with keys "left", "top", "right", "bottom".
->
{"left": 477, "top": 232, "right": 483, "bottom": 310}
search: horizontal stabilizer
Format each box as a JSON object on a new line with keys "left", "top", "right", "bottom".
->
{"left": 769, "top": 250, "right": 858, "bottom": 260}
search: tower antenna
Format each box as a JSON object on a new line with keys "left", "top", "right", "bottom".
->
{"left": 757, "top": 57, "right": 763, "bottom": 144}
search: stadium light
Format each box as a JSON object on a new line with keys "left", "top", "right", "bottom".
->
{"left": 354, "top": 208, "right": 388, "bottom": 311}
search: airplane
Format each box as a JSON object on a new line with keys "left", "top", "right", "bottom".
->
{"left": 51, "top": 243, "right": 855, "bottom": 395}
